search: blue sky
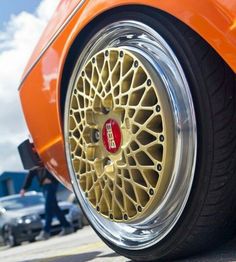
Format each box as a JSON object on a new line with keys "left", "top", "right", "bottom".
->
{"left": 0, "top": 0, "right": 60, "bottom": 172}
{"left": 0, "top": 0, "right": 39, "bottom": 30}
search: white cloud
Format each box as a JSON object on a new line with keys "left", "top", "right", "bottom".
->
{"left": 0, "top": 0, "right": 60, "bottom": 173}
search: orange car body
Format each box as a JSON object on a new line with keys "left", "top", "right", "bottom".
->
{"left": 19, "top": 0, "right": 236, "bottom": 189}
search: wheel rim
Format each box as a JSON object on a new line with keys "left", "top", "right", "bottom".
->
{"left": 65, "top": 20, "right": 197, "bottom": 249}
{"left": 4, "top": 226, "right": 14, "bottom": 247}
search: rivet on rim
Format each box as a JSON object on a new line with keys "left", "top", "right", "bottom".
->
{"left": 149, "top": 188, "right": 154, "bottom": 196}
{"left": 134, "top": 60, "right": 139, "bottom": 68}
{"left": 137, "top": 206, "right": 142, "bottom": 212}
{"left": 159, "top": 135, "right": 164, "bottom": 142}
{"left": 147, "top": 79, "right": 152, "bottom": 86}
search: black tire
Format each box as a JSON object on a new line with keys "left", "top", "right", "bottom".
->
{"left": 29, "top": 238, "right": 36, "bottom": 243}
{"left": 77, "top": 218, "right": 83, "bottom": 230}
{"left": 66, "top": 7, "right": 236, "bottom": 261}
{"left": 3, "top": 225, "right": 19, "bottom": 248}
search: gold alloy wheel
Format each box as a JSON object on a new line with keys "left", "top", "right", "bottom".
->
{"left": 68, "top": 48, "right": 175, "bottom": 222}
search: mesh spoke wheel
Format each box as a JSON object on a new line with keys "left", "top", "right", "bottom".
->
{"left": 65, "top": 20, "right": 197, "bottom": 250}
{"left": 68, "top": 48, "right": 174, "bottom": 222}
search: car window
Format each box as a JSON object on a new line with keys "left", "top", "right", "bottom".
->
{"left": 0, "top": 195, "right": 45, "bottom": 210}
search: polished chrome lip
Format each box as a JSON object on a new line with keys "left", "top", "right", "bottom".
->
{"left": 65, "top": 20, "right": 197, "bottom": 250}
{"left": 18, "top": 0, "right": 86, "bottom": 90}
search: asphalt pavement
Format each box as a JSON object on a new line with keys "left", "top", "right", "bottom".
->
{"left": 1, "top": 226, "right": 236, "bottom": 262}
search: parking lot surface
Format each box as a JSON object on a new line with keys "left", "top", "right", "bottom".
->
{"left": 1, "top": 226, "right": 236, "bottom": 262}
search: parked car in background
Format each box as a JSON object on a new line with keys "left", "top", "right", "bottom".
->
{"left": 18, "top": 0, "right": 236, "bottom": 260}
{"left": 0, "top": 191, "right": 83, "bottom": 247}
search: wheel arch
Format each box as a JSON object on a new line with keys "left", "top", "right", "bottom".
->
{"left": 58, "top": 2, "right": 236, "bottom": 120}
{"left": 60, "top": 4, "right": 236, "bottom": 259}
{"left": 2, "top": 223, "right": 16, "bottom": 239}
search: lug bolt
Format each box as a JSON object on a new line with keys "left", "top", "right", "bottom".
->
{"left": 120, "top": 51, "right": 124, "bottom": 58}
{"left": 110, "top": 214, "right": 114, "bottom": 220}
{"left": 92, "top": 57, "right": 96, "bottom": 63}
{"left": 93, "top": 130, "right": 100, "bottom": 142}
{"left": 104, "top": 107, "right": 110, "bottom": 114}
{"left": 157, "top": 164, "right": 162, "bottom": 171}
{"left": 106, "top": 159, "right": 112, "bottom": 165}
{"left": 156, "top": 105, "right": 161, "bottom": 112}
{"left": 105, "top": 158, "right": 112, "bottom": 166}
{"left": 134, "top": 60, "right": 139, "bottom": 68}
{"left": 81, "top": 71, "right": 85, "bottom": 77}
{"left": 124, "top": 214, "right": 128, "bottom": 220}
{"left": 105, "top": 50, "right": 109, "bottom": 57}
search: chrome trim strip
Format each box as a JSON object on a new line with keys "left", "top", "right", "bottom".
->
{"left": 18, "top": 0, "right": 86, "bottom": 90}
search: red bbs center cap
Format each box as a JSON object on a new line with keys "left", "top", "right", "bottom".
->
{"left": 102, "top": 119, "right": 122, "bottom": 153}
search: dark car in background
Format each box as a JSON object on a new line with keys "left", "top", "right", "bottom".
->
{"left": 0, "top": 191, "right": 83, "bottom": 247}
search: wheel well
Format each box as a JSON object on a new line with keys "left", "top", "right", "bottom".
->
{"left": 58, "top": 4, "right": 235, "bottom": 123}
{"left": 2, "top": 224, "right": 13, "bottom": 235}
